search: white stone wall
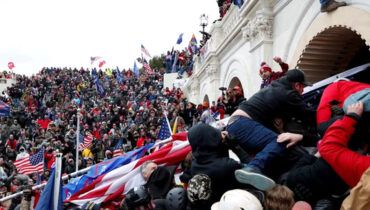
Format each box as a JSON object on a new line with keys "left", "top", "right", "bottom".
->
{"left": 181, "top": 0, "right": 370, "bottom": 104}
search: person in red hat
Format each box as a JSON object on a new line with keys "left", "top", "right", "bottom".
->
{"left": 259, "top": 57, "right": 289, "bottom": 89}
{"left": 211, "top": 97, "right": 225, "bottom": 120}
{"left": 224, "top": 86, "right": 246, "bottom": 115}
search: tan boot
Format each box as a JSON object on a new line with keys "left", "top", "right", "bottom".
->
{"left": 321, "top": 0, "right": 347, "bottom": 13}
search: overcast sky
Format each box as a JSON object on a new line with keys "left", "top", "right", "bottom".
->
{"left": 0, "top": 0, "right": 219, "bottom": 75}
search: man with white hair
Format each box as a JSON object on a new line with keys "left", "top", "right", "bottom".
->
{"left": 141, "top": 160, "right": 158, "bottom": 181}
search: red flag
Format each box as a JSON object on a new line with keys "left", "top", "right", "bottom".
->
{"left": 99, "top": 60, "right": 106, "bottom": 68}
{"left": 8, "top": 62, "right": 15, "bottom": 70}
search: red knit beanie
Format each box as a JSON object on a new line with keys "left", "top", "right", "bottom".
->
{"left": 260, "top": 62, "right": 272, "bottom": 74}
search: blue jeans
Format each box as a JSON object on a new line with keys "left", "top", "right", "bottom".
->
{"left": 178, "top": 68, "right": 185, "bottom": 76}
{"left": 165, "top": 61, "right": 172, "bottom": 73}
{"left": 320, "top": 0, "right": 331, "bottom": 7}
{"left": 226, "top": 116, "right": 286, "bottom": 173}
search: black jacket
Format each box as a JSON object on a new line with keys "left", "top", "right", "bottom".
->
{"left": 238, "top": 77, "right": 316, "bottom": 130}
{"left": 281, "top": 153, "right": 349, "bottom": 205}
{"left": 224, "top": 94, "right": 246, "bottom": 115}
{"left": 188, "top": 124, "right": 242, "bottom": 207}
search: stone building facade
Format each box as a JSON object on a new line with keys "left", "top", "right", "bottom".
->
{"left": 183, "top": 0, "right": 370, "bottom": 104}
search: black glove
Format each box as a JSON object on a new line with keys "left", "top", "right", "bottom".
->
{"left": 331, "top": 105, "right": 344, "bottom": 117}
{"left": 223, "top": 134, "right": 238, "bottom": 148}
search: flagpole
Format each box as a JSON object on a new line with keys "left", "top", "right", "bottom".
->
{"left": 141, "top": 53, "right": 144, "bottom": 74}
{"left": 53, "top": 152, "right": 62, "bottom": 210}
{"left": 76, "top": 108, "right": 80, "bottom": 172}
{"left": 165, "top": 115, "right": 172, "bottom": 134}
{"left": 172, "top": 117, "right": 178, "bottom": 134}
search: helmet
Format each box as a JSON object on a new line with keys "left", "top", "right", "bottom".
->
{"left": 125, "top": 185, "right": 151, "bottom": 208}
{"left": 211, "top": 189, "right": 263, "bottom": 210}
{"left": 166, "top": 186, "right": 187, "bottom": 210}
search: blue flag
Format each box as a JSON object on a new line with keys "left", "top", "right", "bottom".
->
{"left": 176, "top": 33, "right": 184, "bottom": 44}
{"left": 36, "top": 169, "right": 63, "bottom": 210}
{"left": 91, "top": 68, "right": 98, "bottom": 81}
{"left": 62, "top": 143, "right": 154, "bottom": 200}
{"left": 94, "top": 78, "right": 105, "bottom": 97}
{"left": 134, "top": 61, "right": 140, "bottom": 77}
{"left": 233, "top": 0, "right": 243, "bottom": 8}
{"left": 116, "top": 66, "right": 124, "bottom": 84}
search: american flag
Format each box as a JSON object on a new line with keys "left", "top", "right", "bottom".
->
{"left": 141, "top": 44, "right": 151, "bottom": 58}
{"left": 14, "top": 148, "right": 45, "bottom": 175}
{"left": 113, "top": 139, "right": 123, "bottom": 157}
{"left": 157, "top": 116, "right": 172, "bottom": 140}
{"left": 90, "top": 56, "right": 102, "bottom": 65}
{"left": 65, "top": 133, "right": 190, "bottom": 207}
{"left": 143, "top": 59, "right": 153, "bottom": 74}
{"left": 79, "top": 132, "right": 94, "bottom": 151}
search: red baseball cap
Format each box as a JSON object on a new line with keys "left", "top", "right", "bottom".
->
{"left": 233, "top": 86, "right": 241, "bottom": 91}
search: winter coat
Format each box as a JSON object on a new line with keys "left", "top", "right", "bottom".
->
{"left": 260, "top": 62, "right": 289, "bottom": 89}
{"left": 319, "top": 115, "right": 370, "bottom": 188}
{"left": 341, "top": 167, "right": 370, "bottom": 210}
{"left": 238, "top": 77, "right": 316, "bottom": 130}
{"left": 316, "top": 81, "right": 370, "bottom": 125}
{"left": 283, "top": 153, "right": 348, "bottom": 204}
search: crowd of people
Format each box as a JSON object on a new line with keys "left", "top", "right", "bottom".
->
{"left": 165, "top": 49, "right": 195, "bottom": 78}
{"left": 0, "top": 1, "right": 362, "bottom": 209}
{"left": 0, "top": 59, "right": 368, "bottom": 210}
{"left": 0, "top": 65, "right": 240, "bottom": 209}
{"left": 1, "top": 56, "right": 368, "bottom": 210}
{"left": 0, "top": 71, "right": 13, "bottom": 80}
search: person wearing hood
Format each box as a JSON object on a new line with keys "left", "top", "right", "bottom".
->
{"left": 64, "top": 158, "right": 75, "bottom": 174}
{"left": 187, "top": 123, "right": 251, "bottom": 208}
{"left": 16, "top": 145, "right": 29, "bottom": 161}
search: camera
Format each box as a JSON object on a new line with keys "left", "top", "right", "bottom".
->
{"left": 219, "top": 87, "right": 227, "bottom": 91}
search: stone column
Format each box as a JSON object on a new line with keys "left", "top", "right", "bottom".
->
{"left": 206, "top": 62, "right": 221, "bottom": 103}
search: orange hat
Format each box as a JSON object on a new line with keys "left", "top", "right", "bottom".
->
{"left": 202, "top": 102, "right": 209, "bottom": 108}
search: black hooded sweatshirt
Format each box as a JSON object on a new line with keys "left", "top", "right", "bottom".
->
{"left": 188, "top": 123, "right": 243, "bottom": 206}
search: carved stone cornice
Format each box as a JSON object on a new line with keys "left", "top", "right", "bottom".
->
{"left": 242, "top": 9, "right": 273, "bottom": 51}
{"left": 206, "top": 64, "right": 218, "bottom": 76}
